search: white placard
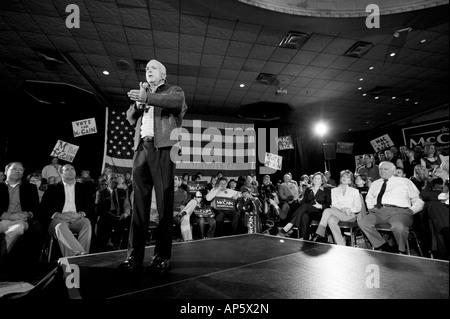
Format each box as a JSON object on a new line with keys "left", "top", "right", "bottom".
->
{"left": 72, "top": 118, "right": 97, "bottom": 137}
{"left": 370, "top": 134, "right": 394, "bottom": 152}
{"left": 264, "top": 152, "right": 282, "bottom": 170}
{"left": 50, "top": 140, "right": 79, "bottom": 163}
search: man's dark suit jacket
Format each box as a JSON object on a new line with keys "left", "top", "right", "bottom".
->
{"left": 0, "top": 181, "right": 40, "bottom": 220}
{"left": 39, "top": 182, "right": 94, "bottom": 225}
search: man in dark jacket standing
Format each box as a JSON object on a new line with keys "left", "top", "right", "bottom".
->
{"left": 120, "top": 59, "right": 187, "bottom": 272}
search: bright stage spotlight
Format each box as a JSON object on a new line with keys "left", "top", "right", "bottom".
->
{"left": 314, "top": 122, "right": 328, "bottom": 137}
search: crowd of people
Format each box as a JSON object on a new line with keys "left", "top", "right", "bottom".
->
{"left": 1, "top": 140, "right": 449, "bottom": 282}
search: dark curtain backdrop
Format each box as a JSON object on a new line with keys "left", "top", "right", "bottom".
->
{"left": 255, "top": 119, "right": 325, "bottom": 184}
{"left": 1, "top": 93, "right": 106, "bottom": 180}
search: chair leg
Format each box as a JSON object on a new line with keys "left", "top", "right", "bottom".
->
{"left": 410, "top": 230, "right": 423, "bottom": 257}
{"left": 47, "top": 236, "right": 54, "bottom": 263}
{"left": 350, "top": 227, "right": 355, "bottom": 247}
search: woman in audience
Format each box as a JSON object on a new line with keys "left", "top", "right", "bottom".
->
{"left": 277, "top": 172, "right": 331, "bottom": 240}
{"left": 410, "top": 164, "right": 431, "bottom": 191}
{"left": 403, "top": 148, "right": 421, "bottom": 178}
{"left": 314, "top": 170, "right": 362, "bottom": 245}
{"left": 421, "top": 142, "right": 444, "bottom": 175}
{"left": 207, "top": 176, "right": 218, "bottom": 192}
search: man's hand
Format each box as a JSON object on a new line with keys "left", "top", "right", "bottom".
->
{"left": 127, "top": 82, "right": 148, "bottom": 104}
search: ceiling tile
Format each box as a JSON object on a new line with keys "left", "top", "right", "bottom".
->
{"left": 125, "top": 27, "right": 154, "bottom": 46}
{"left": 150, "top": 10, "right": 179, "bottom": 32}
{"left": 232, "top": 22, "right": 262, "bottom": 43}
{"left": 222, "top": 56, "right": 246, "bottom": 70}
{"left": 206, "top": 18, "right": 235, "bottom": 40}
{"left": 248, "top": 44, "right": 276, "bottom": 60}
{"left": 203, "top": 38, "right": 229, "bottom": 55}
{"left": 180, "top": 14, "right": 208, "bottom": 36}
{"left": 119, "top": 7, "right": 152, "bottom": 29}
{"left": 180, "top": 34, "right": 205, "bottom": 54}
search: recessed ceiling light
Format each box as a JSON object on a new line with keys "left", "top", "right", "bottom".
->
{"left": 420, "top": 39, "right": 427, "bottom": 44}
{"left": 392, "top": 96, "right": 396, "bottom": 99}
{"left": 390, "top": 52, "right": 396, "bottom": 57}
{"left": 358, "top": 87, "right": 362, "bottom": 90}
{"left": 240, "top": 84, "right": 245, "bottom": 88}
{"left": 405, "top": 98, "right": 410, "bottom": 101}
{"left": 102, "top": 70, "right": 109, "bottom": 75}
{"left": 375, "top": 96, "right": 379, "bottom": 99}
{"left": 366, "top": 121, "right": 370, "bottom": 124}
{"left": 359, "top": 78, "right": 364, "bottom": 81}
{"left": 363, "top": 93, "right": 367, "bottom": 96}
{"left": 349, "top": 129, "right": 352, "bottom": 131}
{"left": 369, "top": 66, "right": 374, "bottom": 70}
{"left": 387, "top": 112, "right": 392, "bottom": 115}
{"left": 414, "top": 101, "right": 419, "bottom": 104}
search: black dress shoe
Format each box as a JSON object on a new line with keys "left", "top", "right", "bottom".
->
{"left": 118, "top": 256, "right": 142, "bottom": 272}
{"left": 375, "top": 243, "right": 398, "bottom": 253}
{"left": 147, "top": 256, "right": 170, "bottom": 272}
{"left": 314, "top": 235, "right": 328, "bottom": 243}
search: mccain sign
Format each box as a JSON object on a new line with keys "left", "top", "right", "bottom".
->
{"left": 402, "top": 119, "right": 449, "bottom": 154}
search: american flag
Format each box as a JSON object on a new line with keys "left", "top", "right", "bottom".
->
{"left": 103, "top": 107, "right": 135, "bottom": 175}
{"left": 103, "top": 108, "right": 257, "bottom": 177}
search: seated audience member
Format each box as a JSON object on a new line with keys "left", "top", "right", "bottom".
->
{"left": 180, "top": 191, "right": 216, "bottom": 239}
{"left": 41, "top": 157, "right": 62, "bottom": 181}
{"left": 96, "top": 173, "right": 131, "bottom": 251}
{"left": 206, "top": 177, "right": 241, "bottom": 237}
{"left": 236, "top": 187, "right": 263, "bottom": 233}
{"left": 355, "top": 174, "right": 369, "bottom": 203}
{"left": 357, "top": 161, "right": 424, "bottom": 254}
{"left": 27, "top": 172, "right": 45, "bottom": 202}
{"left": 80, "top": 169, "right": 97, "bottom": 199}
{"left": 356, "top": 154, "right": 380, "bottom": 182}
{"left": 235, "top": 176, "right": 246, "bottom": 194}
{"left": 277, "top": 172, "right": 331, "bottom": 240}
{"left": 278, "top": 173, "right": 300, "bottom": 220}
{"left": 172, "top": 176, "right": 190, "bottom": 241}
{"left": 314, "top": 170, "right": 362, "bottom": 245}
{"left": 0, "top": 171, "right": 5, "bottom": 182}
{"left": 243, "top": 175, "right": 259, "bottom": 196}
{"left": 324, "top": 171, "right": 337, "bottom": 187}
{"left": 394, "top": 167, "right": 405, "bottom": 177}
{"left": 403, "top": 148, "right": 421, "bottom": 178}
{"left": 410, "top": 164, "right": 430, "bottom": 191}
{"left": 227, "top": 179, "right": 237, "bottom": 190}
{"left": 385, "top": 149, "right": 403, "bottom": 169}
{"left": 0, "top": 162, "right": 39, "bottom": 261}
{"left": 206, "top": 176, "right": 218, "bottom": 192}
{"left": 418, "top": 160, "right": 448, "bottom": 260}
{"left": 421, "top": 142, "right": 445, "bottom": 175}
{"left": 39, "top": 164, "right": 93, "bottom": 257}
{"left": 258, "top": 175, "right": 280, "bottom": 215}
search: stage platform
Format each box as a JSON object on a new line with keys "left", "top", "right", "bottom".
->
{"left": 59, "top": 233, "right": 448, "bottom": 299}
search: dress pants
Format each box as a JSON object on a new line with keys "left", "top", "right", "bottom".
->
{"left": 357, "top": 207, "right": 413, "bottom": 252}
{"left": 214, "top": 210, "right": 240, "bottom": 237}
{"left": 290, "top": 202, "right": 323, "bottom": 240}
{"left": 316, "top": 207, "right": 356, "bottom": 245}
{"left": 0, "top": 220, "right": 27, "bottom": 253}
{"left": 48, "top": 217, "right": 92, "bottom": 257}
{"left": 128, "top": 140, "right": 174, "bottom": 262}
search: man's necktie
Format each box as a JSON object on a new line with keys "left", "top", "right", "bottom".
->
{"left": 376, "top": 179, "right": 388, "bottom": 209}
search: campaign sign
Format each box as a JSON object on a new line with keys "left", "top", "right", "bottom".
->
{"left": 50, "top": 140, "right": 79, "bottom": 163}
{"left": 402, "top": 119, "right": 449, "bottom": 154}
{"left": 336, "top": 142, "right": 354, "bottom": 154}
{"left": 72, "top": 118, "right": 97, "bottom": 137}
{"left": 278, "top": 135, "right": 294, "bottom": 150}
{"left": 264, "top": 152, "right": 282, "bottom": 170}
{"left": 215, "top": 196, "right": 236, "bottom": 211}
{"left": 370, "top": 134, "right": 394, "bottom": 152}
{"left": 187, "top": 181, "right": 207, "bottom": 194}
{"left": 194, "top": 206, "right": 214, "bottom": 218}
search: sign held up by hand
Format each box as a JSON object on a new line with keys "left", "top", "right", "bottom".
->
{"left": 370, "top": 134, "right": 394, "bottom": 152}
{"left": 50, "top": 140, "right": 79, "bottom": 163}
{"left": 72, "top": 118, "right": 97, "bottom": 138}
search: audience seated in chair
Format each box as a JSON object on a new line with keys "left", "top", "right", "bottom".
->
{"left": 277, "top": 173, "right": 301, "bottom": 221}
{"left": 172, "top": 175, "right": 191, "bottom": 241}
{"left": 206, "top": 177, "right": 241, "bottom": 237}
{"left": 418, "top": 160, "right": 449, "bottom": 260}
{"left": 0, "top": 162, "right": 39, "bottom": 268}
{"left": 39, "top": 164, "right": 93, "bottom": 257}
{"left": 357, "top": 161, "right": 424, "bottom": 254}
{"left": 95, "top": 173, "right": 131, "bottom": 251}
{"left": 181, "top": 191, "right": 216, "bottom": 239}
{"left": 314, "top": 170, "right": 362, "bottom": 245}
{"left": 237, "top": 187, "right": 263, "bottom": 233}
{"left": 277, "top": 172, "right": 331, "bottom": 239}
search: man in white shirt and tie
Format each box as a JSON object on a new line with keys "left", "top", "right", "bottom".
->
{"left": 358, "top": 161, "right": 424, "bottom": 253}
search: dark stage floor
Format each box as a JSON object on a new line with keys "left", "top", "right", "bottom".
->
{"left": 61, "top": 233, "right": 448, "bottom": 299}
